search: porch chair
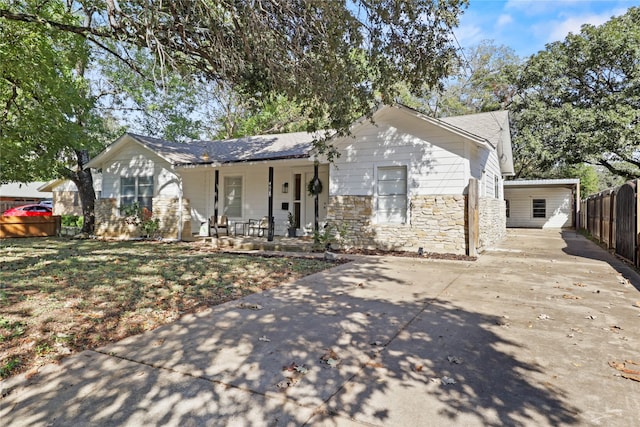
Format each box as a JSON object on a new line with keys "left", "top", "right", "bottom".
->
{"left": 248, "top": 216, "right": 269, "bottom": 237}
{"left": 210, "top": 215, "right": 229, "bottom": 237}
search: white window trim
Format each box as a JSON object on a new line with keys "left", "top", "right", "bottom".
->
{"left": 373, "top": 163, "right": 409, "bottom": 225}
{"left": 119, "top": 175, "right": 154, "bottom": 212}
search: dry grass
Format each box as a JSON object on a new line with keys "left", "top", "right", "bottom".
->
{"left": 0, "top": 238, "right": 338, "bottom": 379}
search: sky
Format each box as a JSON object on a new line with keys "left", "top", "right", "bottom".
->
{"left": 455, "top": 0, "right": 640, "bottom": 57}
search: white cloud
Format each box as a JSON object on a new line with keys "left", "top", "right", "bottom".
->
{"left": 453, "top": 23, "right": 484, "bottom": 46}
{"left": 497, "top": 14, "right": 514, "bottom": 27}
{"left": 545, "top": 7, "right": 629, "bottom": 42}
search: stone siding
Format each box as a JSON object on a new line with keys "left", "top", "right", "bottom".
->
{"left": 53, "top": 191, "right": 81, "bottom": 216}
{"left": 327, "top": 195, "right": 467, "bottom": 254}
{"left": 94, "top": 197, "right": 191, "bottom": 239}
{"left": 478, "top": 197, "right": 506, "bottom": 250}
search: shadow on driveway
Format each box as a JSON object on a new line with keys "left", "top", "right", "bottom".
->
{"left": 2, "top": 256, "right": 581, "bottom": 426}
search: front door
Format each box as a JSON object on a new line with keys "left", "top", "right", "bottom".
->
{"left": 293, "top": 170, "right": 328, "bottom": 234}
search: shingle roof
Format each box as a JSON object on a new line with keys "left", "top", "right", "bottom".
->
{"left": 129, "top": 132, "right": 320, "bottom": 166}
{"left": 86, "top": 105, "right": 515, "bottom": 174}
{"left": 441, "top": 111, "right": 514, "bottom": 176}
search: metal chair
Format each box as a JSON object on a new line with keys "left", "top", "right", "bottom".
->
{"left": 248, "top": 216, "right": 269, "bottom": 237}
{"left": 210, "top": 215, "right": 229, "bottom": 237}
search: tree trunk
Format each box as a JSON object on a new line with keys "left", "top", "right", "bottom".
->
{"left": 71, "top": 149, "right": 96, "bottom": 234}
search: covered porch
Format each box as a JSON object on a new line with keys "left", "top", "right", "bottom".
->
{"left": 179, "top": 159, "right": 330, "bottom": 240}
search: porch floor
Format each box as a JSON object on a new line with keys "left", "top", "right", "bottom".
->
{"left": 185, "top": 234, "right": 318, "bottom": 253}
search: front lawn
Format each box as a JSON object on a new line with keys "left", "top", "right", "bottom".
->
{"left": 0, "top": 238, "right": 338, "bottom": 379}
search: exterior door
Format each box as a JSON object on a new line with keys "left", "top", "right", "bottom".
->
{"left": 293, "top": 170, "right": 329, "bottom": 234}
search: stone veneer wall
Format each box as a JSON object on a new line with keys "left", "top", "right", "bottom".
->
{"left": 94, "top": 197, "right": 191, "bottom": 239}
{"left": 53, "top": 191, "right": 82, "bottom": 216}
{"left": 327, "top": 195, "right": 467, "bottom": 254}
{"left": 478, "top": 197, "right": 506, "bottom": 250}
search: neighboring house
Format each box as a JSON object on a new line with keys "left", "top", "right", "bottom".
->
{"left": 37, "top": 174, "right": 103, "bottom": 216}
{"left": 504, "top": 179, "right": 580, "bottom": 228}
{"left": 0, "top": 182, "right": 51, "bottom": 213}
{"left": 85, "top": 104, "right": 515, "bottom": 255}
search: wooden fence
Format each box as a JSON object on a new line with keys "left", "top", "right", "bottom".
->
{"left": 0, "top": 216, "right": 61, "bottom": 238}
{"left": 579, "top": 179, "right": 639, "bottom": 268}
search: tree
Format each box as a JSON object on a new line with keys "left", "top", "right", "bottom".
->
{"left": 95, "top": 47, "right": 205, "bottom": 141}
{"left": 510, "top": 7, "right": 640, "bottom": 180}
{"left": 0, "top": 0, "right": 468, "bottom": 140}
{"left": 396, "top": 40, "right": 520, "bottom": 117}
{"left": 0, "top": 1, "right": 109, "bottom": 233}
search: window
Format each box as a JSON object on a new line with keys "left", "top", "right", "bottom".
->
{"left": 532, "top": 199, "right": 546, "bottom": 218}
{"left": 120, "top": 176, "right": 154, "bottom": 211}
{"left": 505, "top": 200, "right": 510, "bottom": 218}
{"left": 224, "top": 176, "right": 243, "bottom": 217}
{"left": 494, "top": 175, "right": 500, "bottom": 199}
{"left": 377, "top": 166, "right": 407, "bottom": 223}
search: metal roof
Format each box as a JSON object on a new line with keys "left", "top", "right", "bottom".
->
{"left": 504, "top": 179, "right": 580, "bottom": 187}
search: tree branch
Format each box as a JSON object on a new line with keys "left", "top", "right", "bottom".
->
{"left": 0, "top": 9, "right": 113, "bottom": 38}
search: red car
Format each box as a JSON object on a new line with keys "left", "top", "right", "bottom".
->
{"left": 2, "top": 204, "right": 52, "bottom": 217}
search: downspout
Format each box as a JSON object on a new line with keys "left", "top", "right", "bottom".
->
{"left": 177, "top": 174, "right": 183, "bottom": 241}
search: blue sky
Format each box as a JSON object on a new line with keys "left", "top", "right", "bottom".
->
{"left": 455, "top": 0, "right": 640, "bottom": 57}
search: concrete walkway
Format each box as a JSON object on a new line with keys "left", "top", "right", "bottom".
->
{"left": 1, "top": 229, "right": 639, "bottom": 426}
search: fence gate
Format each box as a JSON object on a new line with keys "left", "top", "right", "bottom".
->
{"left": 615, "top": 181, "right": 637, "bottom": 264}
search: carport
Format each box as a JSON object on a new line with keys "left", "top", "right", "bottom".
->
{"left": 504, "top": 179, "right": 580, "bottom": 228}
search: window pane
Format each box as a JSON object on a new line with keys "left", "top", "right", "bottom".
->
{"left": 138, "top": 176, "right": 154, "bottom": 211}
{"left": 532, "top": 199, "right": 546, "bottom": 218}
{"left": 224, "top": 176, "right": 243, "bottom": 217}
{"left": 377, "top": 166, "right": 407, "bottom": 223}
{"left": 121, "top": 177, "right": 136, "bottom": 207}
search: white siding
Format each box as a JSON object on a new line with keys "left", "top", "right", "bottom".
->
{"left": 100, "top": 139, "right": 180, "bottom": 203}
{"left": 504, "top": 187, "right": 574, "bottom": 228}
{"left": 179, "top": 162, "right": 329, "bottom": 235}
{"left": 331, "top": 108, "right": 472, "bottom": 197}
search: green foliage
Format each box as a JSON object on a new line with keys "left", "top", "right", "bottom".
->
{"left": 96, "top": 47, "right": 205, "bottom": 141}
{"left": 119, "top": 202, "right": 159, "bottom": 239}
{"left": 313, "top": 221, "right": 349, "bottom": 249}
{"left": 511, "top": 7, "right": 640, "bottom": 180}
{"left": 0, "top": 1, "right": 110, "bottom": 183}
{"left": 0, "top": 357, "right": 20, "bottom": 378}
{"left": 0, "top": 0, "right": 468, "bottom": 143}
{"left": 287, "top": 212, "right": 296, "bottom": 230}
{"left": 61, "top": 215, "right": 84, "bottom": 228}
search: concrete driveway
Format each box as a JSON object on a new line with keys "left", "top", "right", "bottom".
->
{"left": 1, "top": 229, "right": 639, "bottom": 426}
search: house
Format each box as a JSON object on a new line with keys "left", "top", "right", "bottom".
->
{"left": 504, "top": 179, "right": 581, "bottom": 228}
{"left": 0, "top": 182, "right": 51, "bottom": 213}
{"left": 37, "top": 173, "right": 103, "bottom": 216}
{"left": 85, "top": 104, "right": 514, "bottom": 255}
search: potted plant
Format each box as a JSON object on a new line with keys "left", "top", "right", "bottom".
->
{"left": 287, "top": 212, "right": 296, "bottom": 237}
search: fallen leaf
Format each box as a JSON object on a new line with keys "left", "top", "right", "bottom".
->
{"left": 538, "top": 314, "right": 551, "bottom": 320}
{"left": 441, "top": 376, "right": 456, "bottom": 385}
{"left": 259, "top": 335, "right": 271, "bottom": 342}
{"left": 414, "top": 364, "right": 423, "bottom": 372}
{"left": 320, "top": 348, "right": 338, "bottom": 362}
{"left": 562, "top": 294, "right": 582, "bottom": 300}
{"left": 365, "top": 361, "right": 384, "bottom": 368}
{"left": 621, "top": 373, "right": 640, "bottom": 382}
{"left": 326, "top": 358, "right": 339, "bottom": 367}
{"left": 238, "top": 303, "right": 263, "bottom": 310}
{"left": 574, "top": 282, "right": 587, "bottom": 287}
{"left": 447, "top": 356, "right": 463, "bottom": 364}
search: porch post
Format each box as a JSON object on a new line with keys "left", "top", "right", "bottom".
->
{"left": 314, "top": 162, "right": 319, "bottom": 234}
{"left": 213, "top": 169, "right": 219, "bottom": 237}
{"left": 267, "top": 167, "right": 274, "bottom": 241}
